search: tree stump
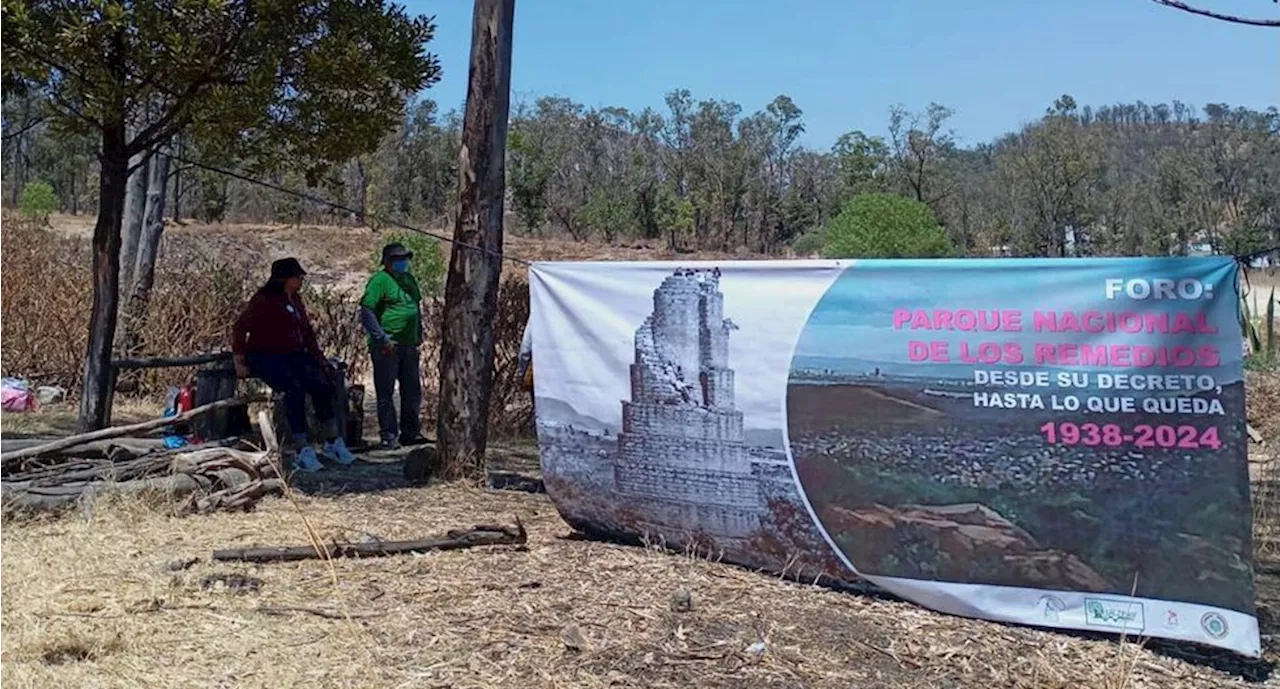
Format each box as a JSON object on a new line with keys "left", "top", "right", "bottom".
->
{"left": 403, "top": 445, "right": 440, "bottom": 486}
{"left": 345, "top": 384, "right": 365, "bottom": 448}
{"left": 194, "top": 361, "right": 249, "bottom": 440}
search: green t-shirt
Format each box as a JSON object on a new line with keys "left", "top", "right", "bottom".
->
{"left": 361, "top": 270, "right": 423, "bottom": 345}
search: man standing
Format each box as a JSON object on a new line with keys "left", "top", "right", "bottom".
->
{"left": 360, "top": 243, "right": 426, "bottom": 449}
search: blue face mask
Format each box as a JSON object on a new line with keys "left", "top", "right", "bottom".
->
{"left": 391, "top": 258, "right": 410, "bottom": 274}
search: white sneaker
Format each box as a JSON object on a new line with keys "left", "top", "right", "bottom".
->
{"left": 322, "top": 437, "right": 357, "bottom": 465}
{"left": 293, "top": 446, "right": 324, "bottom": 473}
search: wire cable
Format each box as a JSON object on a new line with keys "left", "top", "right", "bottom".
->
{"left": 160, "top": 149, "right": 531, "bottom": 267}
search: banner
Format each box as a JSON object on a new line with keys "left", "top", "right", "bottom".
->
{"left": 529, "top": 258, "right": 1258, "bottom": 656}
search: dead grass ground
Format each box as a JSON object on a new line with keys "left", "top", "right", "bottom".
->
{"left": 0, "top": 479, "right": 1271, "bottom": 689}
{"left": 0, "top": 400, "right": 164, "bottom": 439}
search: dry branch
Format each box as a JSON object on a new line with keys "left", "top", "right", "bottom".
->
{"left": 212, "top": 518, "right": 527, "bottom": 563}
{"left": 2, "top": 466, "right": 257, "bottom": 512}
{"left": 112, "top": 351, "right": 233, "bottom": 370}
{"left": 2, "top": 411, "right": 283, "bottom": 515}
{"left": 1, "top": 395, "right": 264, "bottom": 469}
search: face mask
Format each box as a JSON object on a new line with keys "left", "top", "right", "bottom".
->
{"left": 391, "top": 259, "right": 410, "bottom": 274}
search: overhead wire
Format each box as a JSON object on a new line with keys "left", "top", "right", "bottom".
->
{"left": 160, "top": 148, "right": 532, "bottom": 267}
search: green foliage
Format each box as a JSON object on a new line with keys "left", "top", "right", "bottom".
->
{"left": 790, "top": 230, "right": 826, "bottom": 256}
{"left": 653, "top": 185, "right": 694, "bottom": 247}
{"left": 508, "top": 127, "right": 553, "bottom": 232}
{"left": 821, "top": 193, "right": 954, "bottom": 258}
{"left": 576, "top": 189, "right": 632, "bottom": 243}
{"left": 18, "top": 180, "right": 57, "bottom": 223}
{"left": 372, "top": 231, "right": 445, "bottom": 296}
{"left": 2, "top": 0, "right": 441, "bottom": 178}
{"left": 832, "top": 130, "right": 890, "bottom": 199}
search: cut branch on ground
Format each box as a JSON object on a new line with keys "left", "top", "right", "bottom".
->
{"left": 212, "top": 518, "right": 527, "bottom": 563}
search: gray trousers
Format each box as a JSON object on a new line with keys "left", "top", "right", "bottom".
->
{"left": 370, "top": 343, "right": 422, "bottom": 443}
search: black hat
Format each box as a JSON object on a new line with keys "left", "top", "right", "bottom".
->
{"left": 381, "top": 243, "right": 414, "bottom": 263}
{"left": 270, "top": 257, "right": 307, "bottom": 280}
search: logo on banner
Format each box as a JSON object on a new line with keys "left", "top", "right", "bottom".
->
{"left": 1084, "top": 599, "right": 1145, "bottom": 631}
{"left": 1038, "top": 595, "right": 1066, "bottom": 623}
{"left": 1201, "top": 612, "right": 1229, "bottom": 639}
{"left": 1163, "top": 610, "right": 1181, "bottom": 629}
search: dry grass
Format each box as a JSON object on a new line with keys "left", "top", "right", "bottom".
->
{"left": 0, "top": 481, "right": 1264, "bottom": 689}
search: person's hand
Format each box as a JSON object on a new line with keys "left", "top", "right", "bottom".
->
{"left": 381, "top": 340, "right": 396, "bottom": 355}
{"left": 233, "top": 356, "right": 250, "bottom": 379}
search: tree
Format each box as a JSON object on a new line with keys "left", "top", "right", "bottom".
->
{"left": 822, "top": 193, "right": 954, "bottom": 258}
{"left": 18, "top": 179, "right": 57, "bottom": 223}
{"left": 3, "top": 0, "right": 440, "bottom": 430}
{"left": 1150, "top": 0, "right": 1280, "bottom": 27}
{"left": 437, "top": 0, "right": 515, "bottom": 478}
{"left": 832, "top": 130, "right": 890, "bottom": 201}
{"left": 888, "top": 103, "right": 956, "bottom": 208}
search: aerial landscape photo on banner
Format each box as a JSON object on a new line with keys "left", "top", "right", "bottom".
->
{"left": 529, "top": 257, "right": 1259, "bottom": 657}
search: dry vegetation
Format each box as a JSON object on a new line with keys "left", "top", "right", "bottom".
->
{"left": 0, "top": 215, "right": 534, "bottom": 436}
{"left": 4, "top": 214, "right": 1280, "bottom": 687}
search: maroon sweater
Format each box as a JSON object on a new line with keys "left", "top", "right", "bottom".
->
{"left": 231, "top": 287, "right": 324, "bottom": 360}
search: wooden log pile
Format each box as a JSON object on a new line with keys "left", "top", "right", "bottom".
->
{"left": 1, "top": 406, "right": 285, "bottom": 516}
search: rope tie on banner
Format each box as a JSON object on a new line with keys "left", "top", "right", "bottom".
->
{"left": 1235, "top": 246, "right": 1280, "bottom": 301}
{"left": 159, "top": 149, "right": 532, "bottom": 267}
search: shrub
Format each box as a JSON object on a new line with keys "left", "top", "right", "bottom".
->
{"left": 821, "top": 193, "right": 954, "bottom": 259}
{"left": 370, "top": 230, "right": 446, "bottom": 296}
{"left": 19, "top": 181, "right": 59, "bottom": 224}
{"left": 790, "top": 229, "right": 826, "bottom": 257}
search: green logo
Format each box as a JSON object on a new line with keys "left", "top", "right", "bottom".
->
{"left": 1200, "top": 612, "right": 1229, "bottom": 640}
{"left": 1084, "top": 598, "right": 1145, "bottom": 631}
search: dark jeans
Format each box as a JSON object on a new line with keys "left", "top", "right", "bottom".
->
{"left": 370, "top": 343, "right": 421, "bottom": 443}
{"left": 247, "top": 352, "right": 335, "bottom": 438}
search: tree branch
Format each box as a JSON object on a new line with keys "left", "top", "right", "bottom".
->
{"left": 1, "top": 116, "right": 47, "bottom": 141}
{"left": 1151, "top": 0, "right": 1280, "bottom": 27}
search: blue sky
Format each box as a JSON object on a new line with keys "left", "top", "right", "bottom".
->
{"left": 406, "top": 0, "right": 1278, "bottom": 149}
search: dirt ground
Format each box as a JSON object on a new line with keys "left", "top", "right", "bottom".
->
{"left": 1, "top": 471, "right": 1275, "bottom": 689}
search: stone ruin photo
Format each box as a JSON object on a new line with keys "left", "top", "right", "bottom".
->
{"left": 536, "top": 268, "right": 840, "bottom": 577}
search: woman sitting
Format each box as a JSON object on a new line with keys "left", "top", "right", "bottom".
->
{"left": 232, "top": 257, "right": 356, "bottom": 472}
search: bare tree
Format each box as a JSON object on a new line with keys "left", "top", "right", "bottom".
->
{"left": 437, "top": 0, "right": 516, "bottom": 477}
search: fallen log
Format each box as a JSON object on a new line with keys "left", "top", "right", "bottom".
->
{"left": 0, "top": 438, "right": 169, "bottom": 463}
{"left": 181, "top": 479, "right": 284, "bottom": 515}
{"left": 0, "top": 396, "right": 265, "bottom": 470}
{"left": 112, "top": 351, "right": 233, "bottom": 370}
{"left": 212, "top": 518, "right": 527, "bottom": 563}
{"left": 5, "top": 438, "right": 246, "bottom": 487}
{"left": 2, "top": 466, "right": 256, "bottom": 513}
{"left": 2, "top": 411, "right": 283, "bottom": 516}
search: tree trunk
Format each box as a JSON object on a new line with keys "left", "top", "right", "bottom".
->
{"left": 171, "top": 136, "right": 184, "bottom": 222}
{"left": 119, "top": 150, "right": 170, "bottom": 355}
{"left": 77, "top": 121, "right": 130, "bottom": 432}
{"left": 355, "top": 158, "right": 368, "bottom": 224}
{"left": 120, "top": 148, "right": 151, "bottom": 292}
{"left": 436, "top": 0, "right": 515, "bottom": 478}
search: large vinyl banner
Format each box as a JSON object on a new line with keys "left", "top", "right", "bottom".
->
{"left": 529, "top": 258, "right": 1259, "bottom": 656}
